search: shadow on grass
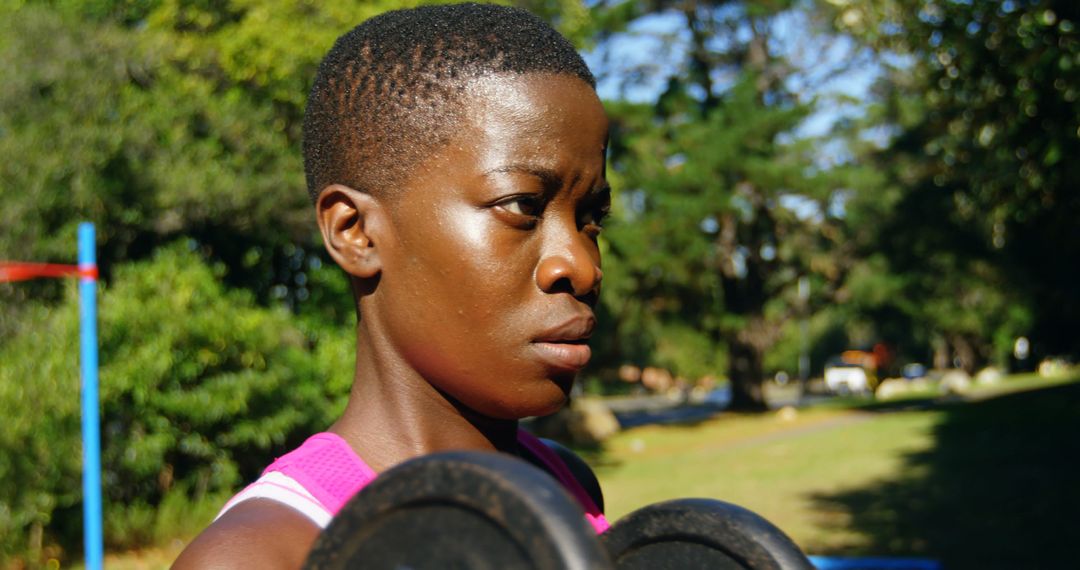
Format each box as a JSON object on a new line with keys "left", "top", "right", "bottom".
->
{"left": 812, "top": 380, "right": 1080, "bottom": 569}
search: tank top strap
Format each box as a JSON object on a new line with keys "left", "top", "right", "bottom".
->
{"left": 516, "top": 429, "right": 611, "bottom": 533}
{"left": 263, "top": 432, "right": 378, "bottom": 516}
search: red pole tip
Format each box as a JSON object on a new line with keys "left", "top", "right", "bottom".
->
{"left": 0, "top": 262, "right": 84, "bottom": 282}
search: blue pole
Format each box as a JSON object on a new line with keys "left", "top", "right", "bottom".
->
{"left": 809, "top": 556, "right": 942, "bottom": 570}
{"left": 78, "top": 223, "right": 103, "bottom": 570}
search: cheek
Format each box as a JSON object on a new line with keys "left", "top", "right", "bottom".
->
{"left": 426, "top": 212, "right": 538, "bottom": 304}
{"left": 450, "top": 209, "right": 493, "bottom": 250}
{"left": 391, "top": 216, "right": 537, "bottom": 339}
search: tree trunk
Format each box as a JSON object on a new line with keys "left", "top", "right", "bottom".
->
{"left": 728, "top": 337, "right": 769, "bottom": 411}
{"left": 949, "top": 334, "right": 983, "bottom": 374}
{"left": 933, "top": 337, "right": 950, "bottom": 369}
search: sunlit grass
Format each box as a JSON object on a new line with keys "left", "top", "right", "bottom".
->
{"left": 596, "top": 405, "right": 939, "bottom": 552}
{"left": 595, "top": 372, "right": 1080, "bottom": 559}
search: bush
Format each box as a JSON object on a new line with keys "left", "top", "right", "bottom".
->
{"left": 0, "top": 244, "right": 353, "bottom": 563}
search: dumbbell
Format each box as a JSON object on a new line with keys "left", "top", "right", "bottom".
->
{"left": 601, "top": 499, "right": 814, "bottom": 570}
{"left": 302, "top": 451, "right": 609, "bottom": 570}
{"left": 302, "top": 451, "right": 813, "bottom": 569}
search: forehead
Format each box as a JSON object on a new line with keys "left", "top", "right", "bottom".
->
{"left": 459, "top": 73, "right": 609, "bottom": 170}
{"left": 386, "top": 72, "right": 609, "bottom": 209}
{"left": 464, "top": 73, "right": 607, "bottom": 123}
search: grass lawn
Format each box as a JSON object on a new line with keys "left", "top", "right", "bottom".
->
{"left": 595, "top": 405, "right": 937, "bottom": 551}
{"left": 593, "top": 372, "right": 1080, "bottom": 569}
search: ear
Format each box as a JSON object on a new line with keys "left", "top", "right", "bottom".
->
{"left": 315, "top": 184, "right": 387, "bottom": 279}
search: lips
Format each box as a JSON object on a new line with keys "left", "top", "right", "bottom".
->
{"left": 531, "top": 313, "right": 596, "bottom": 371}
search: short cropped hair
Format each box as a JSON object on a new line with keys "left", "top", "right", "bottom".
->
{"left": 302, "top": 2, "right": 596, "bottom": 202}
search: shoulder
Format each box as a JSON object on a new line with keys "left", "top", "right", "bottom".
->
{"left": 539, "top": 437, "right": 605, "bottom": 513}
{"left": 172, "top": 499, "right": 321, "bottom": 570}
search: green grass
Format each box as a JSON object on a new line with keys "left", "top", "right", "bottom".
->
{"left": 596, "top": 406, "right": 938, "bottom": 551}
{"left": 594, "top": 372, "right": 1080, "bottom": 569}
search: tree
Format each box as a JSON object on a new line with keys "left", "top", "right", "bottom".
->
{"left": 594, "top": 0, "right": 879, "bottom": 409}
{"left": 831, "top": 0, "right": 1079, "bottom": 363}
{"left": 0, "top": 0, "right": 441, "bottom": 321}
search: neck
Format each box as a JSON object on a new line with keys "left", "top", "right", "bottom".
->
{"left": 328, "top": 323, "right": 520, "bottom": 472}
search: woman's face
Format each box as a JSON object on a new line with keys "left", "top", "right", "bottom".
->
{"left": 372, "top": 72, "right": 610, "bottom": 420}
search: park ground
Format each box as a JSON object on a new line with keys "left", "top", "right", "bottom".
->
{"left": 93, "top": 372, "right": 1080, "bottom": 570}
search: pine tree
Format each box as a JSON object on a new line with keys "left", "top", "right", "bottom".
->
{"left": 599, "top": 1, "right": 875, "bottom": 409}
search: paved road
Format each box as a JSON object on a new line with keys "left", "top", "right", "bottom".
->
{"left": 606, "top": 386, "right": 832, "bottom": 429}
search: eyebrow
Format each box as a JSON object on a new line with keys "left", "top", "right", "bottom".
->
{"left": 484, "top": 164, "right": 611, "bottom": 196}
{"left": 484, "top": 164, "right": 562, "bottom": 189}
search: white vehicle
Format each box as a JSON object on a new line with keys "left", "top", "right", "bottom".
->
{"left": 824, "top": 362, "right": 872, "bottom": 395}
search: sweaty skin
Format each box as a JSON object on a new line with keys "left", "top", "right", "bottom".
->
{"left": 173, "top": 73, "right": 610, "bottom": 569}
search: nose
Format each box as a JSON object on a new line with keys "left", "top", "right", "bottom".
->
{"left": 535, "top": 224, "right": 602, "bottom": 298}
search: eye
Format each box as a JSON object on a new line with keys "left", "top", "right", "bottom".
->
{"left": 497, "top": 195, "right": 545, "bottom": 219}
{"left": 582, "top": 203, "right": 611, "bottom": 227}
{"left": 579, "top": 190, "right": 611, "bottom": 235}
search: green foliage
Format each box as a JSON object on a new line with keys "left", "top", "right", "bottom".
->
{"left": 103, "top": 488, "right": 231, "bottom": 553}
{"left": 765, "top": 308, "right": 852, "bottom": 377}
{"left": 0, "top": 0, "right": 456, "bottom": 310}
{"left": 0, "top": 245, "right": 352, "bottom": 561}
{"left": 651, "top": 323, "right": 727, "bottom": 381}
{"left": 598, "top": 5, "right": 883, "bottom": 407}
{"left": 832, "top": 0, "right": 1080, "bottom": 360}
{"left": 0, "top": 4, "right": 307, "bottom": 271}
{"left": 0, "top": 303, "right": 83, "bottom": 562}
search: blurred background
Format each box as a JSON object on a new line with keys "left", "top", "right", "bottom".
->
{"left": 1, "top": 0, "right": 1077, "bottom": 568}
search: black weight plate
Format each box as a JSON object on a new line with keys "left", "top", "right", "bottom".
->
{"left": 303, "top": 450, "right": 612, "bottom": 570}
{"left": 600, "top": 498, "right": 814, "bottom": 570}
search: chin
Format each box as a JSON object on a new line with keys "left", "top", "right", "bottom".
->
{"left": 532, "top": 374, "right": 575, "bottom": 416}
{"left": 487, "top": 384, "right": 571, "bottom": 420}
{"left": 529, "top": 393, "right": 570, "bottom": 418}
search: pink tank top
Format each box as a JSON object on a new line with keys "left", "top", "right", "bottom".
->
{"left": 220, "top": 431, "right": 609, "bottom": 533}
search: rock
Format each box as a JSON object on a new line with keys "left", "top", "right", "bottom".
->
{"left": 567, "top": 398, "right": 621, "bottom": 445}
{"left": 939, "top": 369, "right": 972, "bottom": 395}
{"left": 875, "top": 378, "right": 910, "bottom": 400}
{"left": 974, "top": 366, "right": 1003, "bottom": 385}
{"left": 529, "top": 398, "right": 621, "bottom": 447}
{"left": 1038, "top": 358, "right": 1072, "bottom": 378}
{"left": 697, "top": 375, "right": 718, "bottom": 391}
{"left": 641, "top": 367, "right": 674, "bottom": 393}
{"left": 618, "top": 364, "right": 642, "bottom": 383}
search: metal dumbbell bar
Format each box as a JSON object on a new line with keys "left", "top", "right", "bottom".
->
{"left": 303, "top": 451, "right": 814, "bottom": 570}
